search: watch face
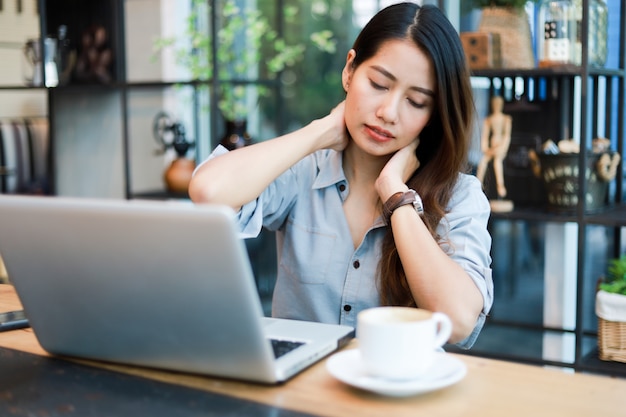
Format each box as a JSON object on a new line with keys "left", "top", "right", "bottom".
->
{"left": 411, "top": 191, "right": 424, "bottom": 215}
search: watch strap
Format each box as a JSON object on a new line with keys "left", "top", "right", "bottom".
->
{"left": 382, "top": 189, "right": 423, "bottom": 225}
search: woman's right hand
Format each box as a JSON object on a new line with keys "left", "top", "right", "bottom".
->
{"left": 190, "top": 101, "right": 349, "bottom": 207}
{"left": 375, "top": 139, "right": 420, "bottom": 201}
{"left": 311, "top": 101, "right": 349, "bottom": 152}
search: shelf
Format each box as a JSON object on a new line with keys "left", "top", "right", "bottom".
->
{"left": 9, "top": 66, "right": 620, "bottom": 90}
{"left": 585, "top": 205, "right": 626, "bottom": 227}
{"left": 580, "top": 348, "right": 626, "bottom": 377}
{"left": 472, "top": 66, "right": 625, "bottom": 78}
{"left": 452, "top": 345, "right": 626, "bottom": 378}
{"left": 490, "top": 204, "right": 626, "bottom": 227}
{"left": 0, "top": 85, "right": 48, "bottom": 91}
{"left": 490, "top": 207, "right": 578, "bottom": 223}
{"left": 0, "top": 79, "right": 281, "bottom": 93}
{"left": 474, "top": 0, "right": 625, "bottom": 377}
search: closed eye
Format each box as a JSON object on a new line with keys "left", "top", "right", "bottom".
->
{"left": 370, "top": 79, "right": 429, "bottom": 109}
{"left": 408, "top": 99, "right": 427, "bottom": 109}
{"left": 370, "top": 80, "right": 387, "bottom": 90}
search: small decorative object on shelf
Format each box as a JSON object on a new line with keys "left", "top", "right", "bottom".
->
{"left": 219, "top": 119, "right": 253, "bottom": 151}
{"left": 527, "top": 138, "right": 621, "bottom": 213}
{"left": 537, "top": 0, "right": 577, "bottom": 67}
{"left": 153, "top": 112, "right": 196, "bottom": 194}
{"left": 584, "top": 0, "right": 609, "bottom": 67}
{"left": 538, "top": 0, "right": 609, "bottom": 68}
{"left": 55, "top": 25, "right": 77, "bottom": 86}
{"left": 471, "top": 0, "right": 536, "bottom": 69}
{"left": 23, "top": 37, "right": 59, "bottom": 87}
{"left": 597, "top": 255, "right": 626, "bottom": 363}
{"left": 74, "top": 24, "right": 113, "bottom": 84}
{"left": 460, "top": 32, "right": 502, "bottom": 69}
{"left": 572, "top": 0, "right": 609, "bottom": 67}
{"left": 475, "top": 96, "right": 514, "bottom": 212}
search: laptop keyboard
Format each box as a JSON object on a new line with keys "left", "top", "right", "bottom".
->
{"left": 270, "top": 339, "right": 305, "bottom": 359}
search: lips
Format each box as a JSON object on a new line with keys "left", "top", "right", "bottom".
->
{"left": 365, "top": 124, "right": 394, "bottom": 142}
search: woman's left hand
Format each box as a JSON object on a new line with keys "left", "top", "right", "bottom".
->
{"left": 375, "top": 139, "right": 420, "bottom": 200}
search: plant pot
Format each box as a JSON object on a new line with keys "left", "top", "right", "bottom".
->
{"left": 478, "top": 7, "right": 534, "bottom": 69}
{"left": 596, "top": 290, "right": 626, "bottom": 363}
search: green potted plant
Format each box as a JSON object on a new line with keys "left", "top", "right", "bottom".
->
{"left": 154, "top": 0, "right": 335, "bottom": 148}
{"left": 599, "top": 256, "right": 626, "bottom": 295}
{"left": 465, "top": 0, "right": 538, "bottom": 69}
{"left": 596, "top": 255, "right": 626, "bottom": 363}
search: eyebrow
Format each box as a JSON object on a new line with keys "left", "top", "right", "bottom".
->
{"left": 370, "top": 65, "right": 435, "bottom": 97}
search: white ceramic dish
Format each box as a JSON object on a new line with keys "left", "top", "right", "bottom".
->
{"left": 326, "top": 349, "right": 466, "bottom": 397}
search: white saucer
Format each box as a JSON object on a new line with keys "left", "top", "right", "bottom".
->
{"left": 326, "top": 349, "right": 466, "bottom": 397}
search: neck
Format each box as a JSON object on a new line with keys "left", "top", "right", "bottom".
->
{"left": 342, "top": 142, "right": 390, "bottom": 186}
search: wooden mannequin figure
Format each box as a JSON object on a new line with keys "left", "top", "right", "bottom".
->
{"left": 476, "top": 95, "right": 514, "bottom": 212}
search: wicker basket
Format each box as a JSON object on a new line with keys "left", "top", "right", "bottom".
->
{"left": 596, "top": 290, "right": 626, "bottom": 363}
{"left": 477, "top": 7, "right": 534, "bottom": 69}
{"left": 598, "top": 317, "right": 626, "bottom": 363}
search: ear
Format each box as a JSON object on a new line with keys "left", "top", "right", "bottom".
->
{"left": 341, "top": 49, "right": 356, "bottom": 92}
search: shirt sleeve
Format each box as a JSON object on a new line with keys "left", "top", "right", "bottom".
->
{"left": 193, "top": 145, "right": 301, "bottom": 239}
{"left": 438, "top": 174, "right": 494, "bottom": 349}
{"left": 236, "top": 169, "right": 299, "bottom": 238}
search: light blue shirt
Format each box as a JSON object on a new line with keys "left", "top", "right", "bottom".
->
{"left": 203, "top": 146, "right": 493, "bottom": 349}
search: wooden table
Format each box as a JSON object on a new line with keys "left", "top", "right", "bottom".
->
{"left": 1, "top": 284, "right": 625, "bottom": 417}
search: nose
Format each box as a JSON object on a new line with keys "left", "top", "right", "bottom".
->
{"left": 375, "top": 92, "right": 400, "bottom": 124}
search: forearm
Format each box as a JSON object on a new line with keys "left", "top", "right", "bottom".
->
{"left": 375, "top": 142, "right": 483, "bottom": 340}
{"left": 389, "top": 206, "right": 484, "bottom": 342}
{"left": 189, "top": 117, "right": 340, "bottom": 208}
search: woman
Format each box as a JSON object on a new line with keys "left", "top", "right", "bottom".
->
{"left": 189, "top": 2, "right": 493, "bottom": 348}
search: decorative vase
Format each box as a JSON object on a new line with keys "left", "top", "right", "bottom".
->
{"left": 163, "top": 126, "right": 195, "bottom": 195}
{"left": 164, "top": 158, "right": 195, "bottom": 195}
{"left": 478, "top": 7, "right": 535, "bottom": 69}
{"left": 152, "top": 112, "right": 196, "bottom": 195}
{"left": 220, "top": 119, "right": 253, "bottom": 151}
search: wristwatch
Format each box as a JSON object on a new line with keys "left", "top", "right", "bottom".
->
{"left": 382, "top": 189, "right": 424, "bottom": 225}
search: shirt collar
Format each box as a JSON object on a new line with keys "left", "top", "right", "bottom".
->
{"left": 312, "top": 150, "right": 346, "bottom": 190}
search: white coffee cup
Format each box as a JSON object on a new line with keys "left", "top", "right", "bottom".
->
{"left": 357, "top": 306, "right": 452, "bottom": 380}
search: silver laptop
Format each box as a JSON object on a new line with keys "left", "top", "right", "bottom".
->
{"left": 0, "top": 195, "right": 354, "bottom": 383}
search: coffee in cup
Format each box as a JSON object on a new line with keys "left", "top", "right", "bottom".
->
{"left": 357, "top": 306, "right": 452, "bottom": 380}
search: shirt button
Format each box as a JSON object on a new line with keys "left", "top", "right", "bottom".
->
{"left": 343, "top": 305, "right": 352, "bottom": 312}
{"left": 339, "top": 184, "right": 346, "bottom": 192}
{"left": 353, "top": 260, "right": 360, "bottom": 269}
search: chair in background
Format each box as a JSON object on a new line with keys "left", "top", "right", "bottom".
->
{"left": 0, "top": 117, "right": 50, "bottom": 195}
{"left": 0, "top": 255, "right": 8, "bottom": 284}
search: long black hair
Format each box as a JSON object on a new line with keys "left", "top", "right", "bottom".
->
{"left": 351, "top": 2, "right": 476, "bottom": 306}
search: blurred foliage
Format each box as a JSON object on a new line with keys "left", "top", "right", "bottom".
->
{"left": 258, "top": 0, "right": 353, "bottom": 127}
{"left": 155, "top": 0, "right": 343, "bottom": 122}
{"left": 599, "top": 255, "right": 626, "bottom": 295}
